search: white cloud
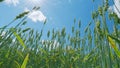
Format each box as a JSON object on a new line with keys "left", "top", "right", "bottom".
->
{"left": 110, "top": 0, "right": 120, "bottom": 18}
{"left": 24, "top": 8, "right": 46, "bottom": 23}
{"left": 4, "top": 0, "right": 47, "bottom": 23}
{"left": 28, "top": 10, "right": 46, "bottom": 22}
{"left": 4, "top": 0, "right": 19, "bottom": 6}
{"left": 113, "top": 0, "right": 120, "bottom": 18}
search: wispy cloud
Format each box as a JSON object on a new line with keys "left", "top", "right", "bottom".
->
{"left": 25, "top": 8, "right": 46, "bottom": 23}
{"left": 4, "top": 0, "right": 19, "bottom": 6}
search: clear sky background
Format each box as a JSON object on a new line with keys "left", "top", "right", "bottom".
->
{"left": 0, "top": 0, "right": 119, "bottom": 38}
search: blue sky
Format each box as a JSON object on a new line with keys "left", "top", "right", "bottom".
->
{"left": 0, "top": 0, "right": 120, "bottom": 38}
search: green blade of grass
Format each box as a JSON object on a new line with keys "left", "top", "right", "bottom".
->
{"left": 108, "top": 35, "right": 120, "bottom": 44}
{"left": 0, "top": 62, "right": 3, "bottom": 65}
{"left": 14, "top": 61, "right": 20, "bottom": 68}
{"left": 108, "top": 35, "right": 120, "bottom": 58}
{"left": 21, "top": 53, "right": 29, "bottom": 68}
{"left": 12, "top": 29, "right": 26, "bottom": 49}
